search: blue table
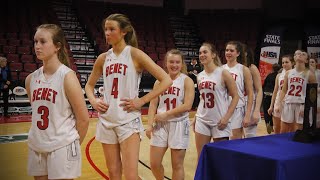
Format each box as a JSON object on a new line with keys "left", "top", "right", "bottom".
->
{"left": 195, "top": 133, "right": 320, "bottom": 180}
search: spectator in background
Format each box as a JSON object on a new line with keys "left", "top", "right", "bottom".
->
{"left": 187, "top": 58, "right": 202, "bottom": 109}
{"left": 309, "top": 58, "right": 320, "bottom": 128}
{"left": 0, "top": 56, "right": 11, "bottom": 118}
{"left": 263, "top": 63, "right": 281, "bottom": 134}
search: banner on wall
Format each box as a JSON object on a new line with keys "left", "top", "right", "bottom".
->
{"left": 258, "top": 27, "right": 284, "bottom": 85}
{"left": 305, "top": 27, "right": 320, "bottom": 68}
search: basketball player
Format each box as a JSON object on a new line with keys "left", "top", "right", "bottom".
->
{"left": 146, "top": 49, "right": 194, "bottom": 180}
{"left": 279, "top": 50, "right": 316, "bottom": 133}
{"left": 242, "top": 44, "right": 263, "bottom": 138}
{"left": 25, "top": 24, "right": 89, "bottom": 179}
{"left": 222, "top": 41, "right": 254, "bottom": 139}
{"left": 268, "top": 55, "right": 294, "bottom": 134}
{"left": 193, "top": 42, "right": 239, "bottom": 160}
{"left": 84, "top": 14, "right": 172, "bottom": 180}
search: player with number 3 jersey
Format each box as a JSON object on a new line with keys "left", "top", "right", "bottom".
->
{"left": 25, "top": 24, "right": 89, "bottom": 179}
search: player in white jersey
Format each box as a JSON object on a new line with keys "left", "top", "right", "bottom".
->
{"left": 279, "top": 50, "right": 316, "bottom": 133}
{"left": 25, "top": 24, "right": 89, "bottom": 179}
{"left": 193, "top": 42, "right": 239, "bottom": 160}
{"left": 242, "top": 44, "right": 263, "bottom": 138}
{"left": 146, "top": 49, "right": 194, "bottom": 180}
{"left": 222, "top": 41, "right": 253, "bottom": 139}
{"left": 268, "top": 55, "right": 294, "bottom": 134}
{"left": 309, "top": 58, "right": 320, "bottom": 128}
{"left": 85, "top": 14, "right": 172, "bottom": 180}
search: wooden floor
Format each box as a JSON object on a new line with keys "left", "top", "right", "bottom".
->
{"left": 0, "top": 112, "right": 268, "bottom": 180}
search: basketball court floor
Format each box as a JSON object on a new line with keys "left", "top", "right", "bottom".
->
{"left": 0, "top": 111, "right": 268, "bottom": 180}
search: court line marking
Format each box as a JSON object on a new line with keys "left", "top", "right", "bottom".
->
{"left": 85, "top": 136, "right": 146, "bottom": 180}
{"left": 85, "top": 136, "right": 110, "bottom": 180}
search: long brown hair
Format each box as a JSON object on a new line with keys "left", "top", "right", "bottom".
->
{"left": 37, "top": 24, "right": 70, "bottom": 67}
{"left": 103, "top": 13, "right": 138, "bottom": 48}
{"left": 226, "top": 41, "right": 245, "bottom": 64}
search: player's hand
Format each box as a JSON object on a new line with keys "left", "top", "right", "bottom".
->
{"left": 120, "top": 97, "right": 143, "bottom": 112}
{"left": 92, "top": 98, "right": 109, "bottom": 113}
{"left": 242, "top": 116, "right": 251, "bottom": 128}
{"left": 145, "top": 125, "right": 153, "bottom": 139}
{"left": 251, "top": 111, "right": 260, "bottom": 125}
{"left": 190, "top": 118, "right": 196, "bottom": 132}
{"left": 154, "top": 112, "right": 168, "bottom": 122}
{"left": 268, "top": 107, "right": 273, "bottom": 115}
{"left": 217, "top": 117, "right": 228, "bottom": 130}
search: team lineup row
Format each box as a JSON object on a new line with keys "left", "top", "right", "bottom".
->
{"left": 21, "top": 13, "right": 319, "bottom": 180}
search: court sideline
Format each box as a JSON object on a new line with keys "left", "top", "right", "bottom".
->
{"left": 0, "top": 111, "right": 268, "bottom": 180}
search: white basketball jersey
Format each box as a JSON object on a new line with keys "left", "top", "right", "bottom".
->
{"left": 222, "top": 63, "right": 246, "bottom": 107}
{"left": 195, "top": 67, "right": 229, "bottom": 125}
{"left": 100, "top": 45, "right": 142, "bottom": 128}
{"left": 28, "top": 65, "right": 79, "bottom": 152}
{"left": 275, "top": 70, "right": 286, "bottom": 101}
{"left": 157, "top": 73, "right": 189, "bottom": 122}
{"left": 284, "top": 69, "right": 309, "bottom": 103}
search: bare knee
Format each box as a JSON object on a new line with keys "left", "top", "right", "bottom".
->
{"left": 107, "top": 164, "right": 122, "bottom": 178}
{"left": 150, "top": 159, "right": 163, "bottom": 171}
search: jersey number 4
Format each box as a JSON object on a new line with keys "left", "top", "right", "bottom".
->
{"left": 111, "top": 78, "right": 119, "bottom": 98}
{"left": 37, "top": 106, "right": 49, "bottom": 130}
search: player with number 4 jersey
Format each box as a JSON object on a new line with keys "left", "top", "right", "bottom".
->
{"left": 84, "top": 14, "right": 172, "bottom": 180}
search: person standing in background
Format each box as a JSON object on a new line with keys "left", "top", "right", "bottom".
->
{"left": 0, "top": 56, "right": 12, "bottom": 118}
{"left": 263, "top": 63, "right": 281, "bottom": 134}
{"left": 187, "top": 57, "right": 202, "bottom": 109}
{"left": 309, "top": 58, "right": 320, "bottom": 128}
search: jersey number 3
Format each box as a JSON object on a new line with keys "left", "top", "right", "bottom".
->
{"left": 37, "top": 106, "right": 49, "bottom": 130}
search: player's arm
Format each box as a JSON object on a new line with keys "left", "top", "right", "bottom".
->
{"left": 308, "top": 70, "right": 317, "bottom": 83}
{"left": 250, "top": 65, "right": 263, "bottom": 123}
{"left": 146, "top": 81, "right": 160, "bottom": 139}
{"left": 222, "top": 69, "right": 239, "bottom": 123}
{"left": 243, "top": 66, "right": 254, "bottom": 127}
{"left": 85, "top": 53, "right": 109, "bottom": 113}
{"left": 65, "top": 71, "right": 89, "bottom": 144}
{"left": 279, "top": 71, "right": 289, "bottom": 103}
{"left": 131, "top": 47, "right": 172, "bottom": 107}
{"left": 268, "top": 74, "right": 280, "bottom": 115}
{"left": 25, "top": 74, "right": 32, "bottom": 103}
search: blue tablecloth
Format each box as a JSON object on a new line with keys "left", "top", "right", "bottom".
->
{"left": 195, "top": 133, "right": 320, "bottom": 180}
